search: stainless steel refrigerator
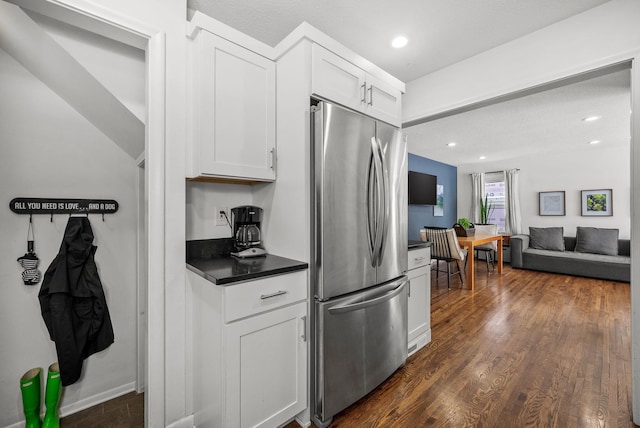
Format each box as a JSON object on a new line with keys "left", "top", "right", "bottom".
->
{"left": 310, "top": 100, "right": 408, "bottom": 426}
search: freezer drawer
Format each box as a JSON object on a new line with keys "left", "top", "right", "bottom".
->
{"left": 314, "top": 277, "right": 408, "bottom": 424}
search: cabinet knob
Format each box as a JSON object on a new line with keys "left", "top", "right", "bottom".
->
{"left": 361, "top": 82, "right": 367, "bottom": 103}
{"left": 367, "top": 85, "right": 373, "bottom": 106}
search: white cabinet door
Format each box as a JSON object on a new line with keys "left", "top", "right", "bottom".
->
{"left": 311, "top": 43, "right": 366, "bottom": 113}
{"left": 407, "top": 247, "right": 431, "bottom": 356}
{"left": 193, "top": 30, "right": 276, "bottom": 182}
{"left": 311, "top": 43, "right": 402, "bottom": 126}
{"left": 407, "top": 265, "right": 430, "bottom": 353}
{"left": 225, "top": 301, "right": 307, "bottom": 428}
{"left": 366, "top": 74, "right": 402, "bottom": 127}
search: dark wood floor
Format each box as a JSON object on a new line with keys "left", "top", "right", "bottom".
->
{"left": 60, "top": 390, "right": 143, "bottom": 427}
{"left": 61, "top": 264, "right": 634, "bottom": 427}
{"left": 301, "top": 265, "right": 634, "bottom": 428}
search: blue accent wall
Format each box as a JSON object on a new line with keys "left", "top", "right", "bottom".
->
{"left": 408, "top": 153, "right": 457, "bottom": 240}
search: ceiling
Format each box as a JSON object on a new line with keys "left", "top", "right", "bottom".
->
{"left": 404, "top": 69, "right": 631, "bottom": 167}
{"left": 187, "top": 0, "right": 611, "bottom": 83}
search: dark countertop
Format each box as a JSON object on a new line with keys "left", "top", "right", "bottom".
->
{"left": 186, "top": 238, "right": 308, "bottom": 285}
{"left": 409, "top": 240, "right": 433, "bottom": 249}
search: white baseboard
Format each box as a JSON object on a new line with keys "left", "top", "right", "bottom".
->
{"left": 60, "top": 381, "right": 137, "bottom": 417}
{"left": 5, "top": 382, "right": 137, "bottom": 428}
{"left": 166, "top": 414, "right": 195, "bottom": 428}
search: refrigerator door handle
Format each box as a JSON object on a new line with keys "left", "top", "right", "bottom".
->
{"left": 370, "top": 137, "right": 384, "bottom": 266}
{"left": 366, "top": 153, "right": 377, "bottom": 265}
{"left": 374, "top": 137, "right": 390, "bottom": 265}
{"left": 327, "top": 279, "right": 407, "bottom": 314}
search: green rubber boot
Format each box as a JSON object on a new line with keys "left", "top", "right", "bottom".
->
{"left": 42, "top": 363, "right": 62, "bottom": 428}
{"left": 20, "top": 367, "right": 42, "bottom": 428}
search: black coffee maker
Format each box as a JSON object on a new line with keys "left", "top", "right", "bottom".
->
{"left": 230, "top": 205, "right": 267, "bottom": 258}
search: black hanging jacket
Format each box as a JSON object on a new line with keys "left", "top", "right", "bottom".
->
{"left": 39, "top": 217, "right": 114, "bottom": 386}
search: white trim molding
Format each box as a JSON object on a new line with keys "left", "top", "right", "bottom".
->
{"left": 630, "top": 52, "right": 640, "bottom": 425}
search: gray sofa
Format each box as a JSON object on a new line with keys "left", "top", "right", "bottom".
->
{"left": 510, "top": 227, "right": 630, "bottom": 282}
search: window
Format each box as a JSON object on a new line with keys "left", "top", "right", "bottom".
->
{"left": 484, "top": 172, "right": 506, "bottom": 233}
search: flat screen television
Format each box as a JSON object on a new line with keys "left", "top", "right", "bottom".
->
{"left": 408, "top": 171, "right": 437, "bottom": 205}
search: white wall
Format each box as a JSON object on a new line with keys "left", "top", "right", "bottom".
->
{"left": 30, "top": 12, "right": 145, "bottom": 122}
{"left": 0, "top": 37, "right": 141, "bottom": 426}
{"left": 457, "top": 144, "right": 630, "bottom": 238}
{"left": 186, "top": 182, "right": 253, "bottom": 240}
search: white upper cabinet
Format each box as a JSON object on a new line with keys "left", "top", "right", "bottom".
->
{"left": 365, "top": 73, "right": 403, "bottom": 127}
{"left": 190, "top": 30, "right": 276, "bottom": 182}
{"left": 311, "top": 44, "right": 366, "bottom": 113}
{"left": 311, "top": 43, "right": 402, "bottom": 126}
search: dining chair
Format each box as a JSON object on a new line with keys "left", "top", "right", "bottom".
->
{"left": 474, "top": 223, "right": 498, "bottom": 271}
{"left": 423, "top": 227, "right": 467, "bottom": 289}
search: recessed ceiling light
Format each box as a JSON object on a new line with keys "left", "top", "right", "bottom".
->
{"left": 582, "top": 116, "right": 601, "bottom": 122}
{"left": 479, "top": 155, "right": 487, "bottom": 160}
{"left": 589, "top": 140, "right": 601, "bottom": 145}
{"left": 446, "top": 142, "right": 456, "bottom": 147}
{"left": 391, "top": 36, "right": 408, "bottom": 49}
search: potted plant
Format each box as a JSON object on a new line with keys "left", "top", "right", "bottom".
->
{"left": 453, "top": 217, "right": 475, "bottom": 237}
{"left": 479, "top": 193, "right": 495, "bottom": 224}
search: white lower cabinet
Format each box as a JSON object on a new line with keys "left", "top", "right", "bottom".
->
{"left": 407, "top": 247, "right": 431, "bottom": 356}
{"left": 189, "top": 269, "right": 308, "bottom": 427}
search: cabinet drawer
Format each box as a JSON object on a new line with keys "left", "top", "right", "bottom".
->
{"left": 408, "top": 247, "right": 430, "bottom": 270}
{"left": 224, "top": 270, "right": 307, "bottom": 323}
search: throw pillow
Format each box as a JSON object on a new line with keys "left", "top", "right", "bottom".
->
{"left": 574, "top": 227, "right": 619, "bottom": 256}
{"left": 529, "top": 227, "right": 564, "bottom": 251}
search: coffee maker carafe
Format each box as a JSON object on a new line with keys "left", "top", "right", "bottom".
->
{"left": 230, "top": 205, "right": 267, "bottom": 258}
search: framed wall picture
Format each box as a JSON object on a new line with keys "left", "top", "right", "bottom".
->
{"left": 539, "top": 191, "right": 565, "bottom": 216}
{"left": 581, "top": 189, "right": 613, "bottom": 216}
{"left": 433, "top": 184, "right": 444, "bottom": 217}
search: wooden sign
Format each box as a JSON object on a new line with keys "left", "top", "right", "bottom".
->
{"left": 10, "top": 198, "right": 119, "bottom": 215}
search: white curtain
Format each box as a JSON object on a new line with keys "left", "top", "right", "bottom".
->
{"left": 470, "top": 172, "right": 485, "bottom": 223}
{"left": 505, "top": 169, "right": 522, "bottom": 235}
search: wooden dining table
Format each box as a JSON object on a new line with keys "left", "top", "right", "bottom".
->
{"left": 456, "top": 233, "right": 504, "bottom": 290}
